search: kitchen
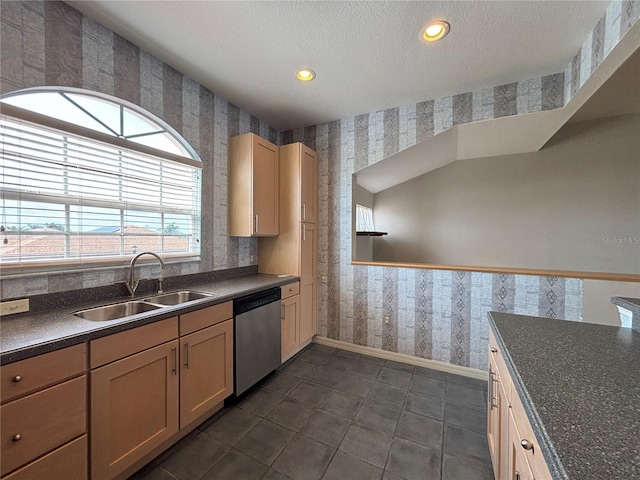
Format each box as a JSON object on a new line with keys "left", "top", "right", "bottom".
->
{"left": 1, "top": 1, "right": 639, "bottom": 480}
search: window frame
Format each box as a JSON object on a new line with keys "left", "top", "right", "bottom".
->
{"left": 0, "top": 88, "right": 202, "bottom": 274}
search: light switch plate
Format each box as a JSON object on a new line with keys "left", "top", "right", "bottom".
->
{"left": 0, "top": 298, "right": 29, "bottom": 316}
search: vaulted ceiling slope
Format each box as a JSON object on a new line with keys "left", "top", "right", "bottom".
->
{"left": 68, "top": 1, "right": 608, "bottom": 131}
{"left": 356, "top": 29, "right": 640, "bottom": 194}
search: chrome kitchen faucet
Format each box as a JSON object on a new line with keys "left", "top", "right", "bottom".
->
{"left": 124, "top": 251, "right": 166, "bottom": 296}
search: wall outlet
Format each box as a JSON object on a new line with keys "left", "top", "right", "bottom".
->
{"left": 250, "top": 255, "right": 255, "bottom": 263}
{"left": 321, "top": 275, "right": 327, "bottom": 283}
{"left": 383, "top": 315, "right": 390, "bottom": 324}
{"left": 1, "top": 298, "right": 29, "bottom": 316}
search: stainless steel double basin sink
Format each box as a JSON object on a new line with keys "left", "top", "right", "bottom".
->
{"left": 73, "top": 291, "right": 213, "bottom": 321}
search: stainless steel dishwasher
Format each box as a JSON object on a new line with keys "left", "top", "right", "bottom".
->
{"left": 233, "top": 287, "right": 282, "bottom": 396}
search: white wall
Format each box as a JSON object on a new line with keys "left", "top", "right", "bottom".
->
{"left": 372, "top": 115, "right": 640, "bottom": 276}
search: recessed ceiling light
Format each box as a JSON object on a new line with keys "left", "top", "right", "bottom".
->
{"left": 296, "top": 68, "right": 316, "bottom": 82}
{"left": 423, "top": 21, "right": 450, "bottom": 42}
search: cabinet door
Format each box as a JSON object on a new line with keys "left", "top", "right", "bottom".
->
{"left": 488, "top": 356, "right": 511, "bottom": 480}
{"left": 509, "top": 410, "right": 535, "bottom": 480}
{"left": 300, "top": 145, "right": 317, "bottom": 223}
{"left": 180, "top": 320, "right": 233, "bottom": 428}
{"left": 281, "top": 295, "right": 300, "bottom": 361}
{"left": 252, "top": 136, "right": 279, "bottom": 236}
{"left": 497, "top": 378, "right": 511, "bottom": 480}
{"left": 300, "top": 223, "right": 317, "bottom": 343}
{"left": 487, "top": 357, "right": 500, "bottom": 477}
{"left": 91, "top": 340, "right": 179, "bottom": 480}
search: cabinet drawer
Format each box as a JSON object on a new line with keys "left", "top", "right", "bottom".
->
{"left": 281, "top": 282, "right": 300, "bottom": 299}
{"left": 1, "top": 344, "right": 86, "bottom": 403}
{"left": 90, "top": 317, "right": 178, "bottom": 368}
{"left": 3, "top": 435, "right": 87, "bottom": 480}
{"left": 180, "top": 301, "right": 233, "bottom": 336}
{"left": 1, "top": 375, "right": 86, "bottom": 476}
{"left": 510, "top": 385, "right": 552, "bottom": 480}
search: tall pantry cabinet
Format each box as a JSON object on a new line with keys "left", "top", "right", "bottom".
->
{"left": 259, "top": 142, "right": 318, "bottom": 360}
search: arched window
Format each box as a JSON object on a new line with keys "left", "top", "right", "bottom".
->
{"left": 0, "top": 88, "right": 201, "bottom": 271}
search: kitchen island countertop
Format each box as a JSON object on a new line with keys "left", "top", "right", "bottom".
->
{"left": 489, "top": 312, "right": 640, "bottom": 480}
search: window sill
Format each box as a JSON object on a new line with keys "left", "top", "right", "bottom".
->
{"left": 0, "top": 254, "right": 200, "bottom": 278}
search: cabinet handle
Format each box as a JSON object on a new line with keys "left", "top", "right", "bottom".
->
{"left": 12, "top": 434, "right": 22, "bottom": 442}
{"left": 489, "top": 366, "right": 495, "bottom": 410}
{"left": 281, "top": 304, "right": 285, "bottom": 320}
{"left": 302, "top": 224, "right": 306, "bottom": 241}
{"left": 13, "top": 375, "right": 22, "bottom": 383}
{"left": 490, "top": 371, "right": 499, "bottom": 410}
{"left": 520, "top": 439, "right": 534, "bottom": 451}
{"left": 490, "top": 347, "right": 498, "bottom": 353}
{"left": 302, "top": 204, "right": 306, "bottom": 220}
{"left": 171, "top": 347, "right": 177, "bottom": 375}
{"left": 255, "top": 215, "right": 259, "bottom": 233}
{"left": 184, "top": 342, "right": 190, "bottom": 369}
{"left": 515, "top": 471, "right": 520, "bottom": 480}
{"left": 488, "top": 367, "right": 494, "bottom": 410}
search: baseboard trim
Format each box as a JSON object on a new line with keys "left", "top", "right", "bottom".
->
{"left": 312, "top": 336, "right": 487, "bottom": 381}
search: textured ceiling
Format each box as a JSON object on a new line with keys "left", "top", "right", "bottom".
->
{"left": 69, "top": 1, "right": 609, "bottom": 131}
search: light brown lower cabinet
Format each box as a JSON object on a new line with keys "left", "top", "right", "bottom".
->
{"left": 180, "top": 319, "right": 233, "bottom": 428}
{"left": 90, "top": 304, "right": 234, "bottom": 480}
{"left": 91, "top": 340, "right": 180, "bottom": 480}
{"left": 281, "top": 282, "right": 310, "bottom": 362}
{"left": 487, "top": 355, "right": 502, "bottom": 477}
{"left": 299, "top": 222, "right": 317, "bottom": 345}
{"left": 281, "top": 294, "right": 300, "bottom": 361}
{"left": 0, "top": 344, "right": 87, "bottom": 480}
{"left": 299, "top": 280, "right": 316, "bottom": 344}
{"left": 509, "top": 410, "right": 535, "bottom": 480}
{"left": 488, "top": 330, "right": 552, "bottom": 480}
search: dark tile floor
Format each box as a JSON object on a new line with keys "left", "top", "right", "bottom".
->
{"left": 132, "top": 344, "right": 493, "bottom": 480}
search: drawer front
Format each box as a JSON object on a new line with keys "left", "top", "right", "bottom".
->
{"left": 510, "top": 384, "right": 553, "bottom": 480}
{"left": 1, "top": 344, "right": 86, "bottom": 403}
{"left": 489, "top": 330, "right": 511, "bottom": 402}
{"left": 1, "top": 375, "right": 86, "bottom": 476}
{"left": 3, "top": 435, "right": 87, "bottom": 480}
{"left": 180, "top": 301, "right": 233, "bottom": 336}
{"left": 90, "top": 317, "right": 178, "bottom": 368}
{"left": 281, "top": 282, "right": 300, "bottom": 300}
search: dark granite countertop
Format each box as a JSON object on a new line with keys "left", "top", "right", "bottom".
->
{"left": 1, "top": 273, "right": 298, "bottom": 365}
{"left": 612, "top": 296, "right": 640, "bottom": 316}
{"left": 612, "top": 296, "right": 640, "bottom": 314}
{"left": 489, "top": 312, "right": 640, "bottom": 480}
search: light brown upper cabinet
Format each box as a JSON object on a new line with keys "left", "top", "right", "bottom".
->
{"left": 229, "top": 133, "right": 279, "bottom": 236}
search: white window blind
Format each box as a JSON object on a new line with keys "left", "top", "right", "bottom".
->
{"left": 0, "top": 114, "right": 201, "bottom": 267}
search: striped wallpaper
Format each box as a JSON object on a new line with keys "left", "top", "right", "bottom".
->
{"left": 281, "top": 2, "right": 639, "bottom": 370}
{"left": 1, "top": 1, "right": 638, "bottom": 370}
{"left": 0, "top": 0, "right": 279, "bottom": 297}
